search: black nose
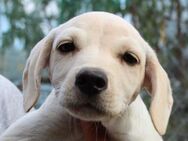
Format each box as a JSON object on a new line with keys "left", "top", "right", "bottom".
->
{"left": 75, "top": 68, "right": 108, "bottom": 96}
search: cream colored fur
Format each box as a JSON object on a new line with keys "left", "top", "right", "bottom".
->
{"left": 0, "top": 12, "right": 173, "bottom": 141}
{"left": 0, "top": 75, "right": 25, "bottom": 135}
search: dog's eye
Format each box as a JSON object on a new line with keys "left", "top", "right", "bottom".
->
{"left": 122, "top": 52, "right": 139, "bottom": 66}
{"left": 57, "top": 42, "right": 75, "bottom": 53}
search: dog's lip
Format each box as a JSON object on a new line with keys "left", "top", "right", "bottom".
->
{"left": 64, "top": 102, "right": 106, "bottom": 116}
{"left": 67, "top": 103, "right": 103, "bottom": 112}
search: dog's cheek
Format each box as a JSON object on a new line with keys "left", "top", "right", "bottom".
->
{"left": 59, "top": 77, "right": 75, "bottom": 102}
{"left": 58, "top": 68, "right": 81, "bottom": 104}
{"left": 108, "top": 74, "right": 139, "bottom": 113}
{"left": 49, "top": 53, "right": 77, "bottom": 86}
{"left": 99, "top": 74, "right": 127, "bottom": 115}
{"left": 101, "top": 89, "right": 128, "bottom": 116}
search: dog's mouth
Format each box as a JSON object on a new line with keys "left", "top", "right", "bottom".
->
{"left": 64, "top": 102, "right": 107, "bottom": 121}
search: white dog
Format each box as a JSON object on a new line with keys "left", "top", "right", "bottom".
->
{"left": 0, "top": 75, "right": 24, "bottom": 135}
{"left": 0, "top": 12, "right": 173, "bottom": 141}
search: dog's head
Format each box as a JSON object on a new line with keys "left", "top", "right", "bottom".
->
{"left": 23, "top": 12, "right": 173, "bottom": 135}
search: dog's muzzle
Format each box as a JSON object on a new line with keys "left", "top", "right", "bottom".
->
{"left": 75, "top": 68, "right": 108, "bottom": 96}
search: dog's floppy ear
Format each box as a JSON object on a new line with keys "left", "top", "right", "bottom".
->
{"left": 143, "top": 44, "right": 173, "bottom": 135}
{"left": 23, "top": 31, "right": 55, "bottom": 112}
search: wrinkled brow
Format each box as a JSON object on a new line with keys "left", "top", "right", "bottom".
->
{"left": 53, "top": 27, "right": 87, "bottom": 49}
{"left": 110, "top": 36, "right": 146, "bottom": 57}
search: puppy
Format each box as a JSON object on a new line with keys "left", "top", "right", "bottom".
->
{"left": 0, "top": 12, "right": 173, "bottom": 141}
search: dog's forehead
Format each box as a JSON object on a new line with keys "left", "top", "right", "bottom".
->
{"left": 58, "top": 12, "right": 142, "bottom": 38}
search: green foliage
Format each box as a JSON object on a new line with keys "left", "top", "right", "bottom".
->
{"left": 58, "top": 0, "right": 122, "bottom": 23}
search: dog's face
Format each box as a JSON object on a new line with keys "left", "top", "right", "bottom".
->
{"left": 49, "top": 13, "right": 146, "bottom": 120}
{"left": 23, "top": 12, "right": 173, "bottom": 135}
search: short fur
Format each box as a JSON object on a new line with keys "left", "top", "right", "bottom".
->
{"left": 0, "top": 12, "right": 173, "bottom": 141}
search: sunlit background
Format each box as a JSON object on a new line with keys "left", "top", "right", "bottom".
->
{"left": 0, "top": 0, "right": 188, "bottom": 140}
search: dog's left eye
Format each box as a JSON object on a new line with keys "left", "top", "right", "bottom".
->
{"left": 57, "top": 42, "right": 75, "bottom": 53}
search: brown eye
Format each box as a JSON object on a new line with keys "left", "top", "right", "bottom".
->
{"left": 57, "top": 42, "right": 75, "bottom": 53}
{"left": 123, "top": 52, "right": 139, "bottom": 66}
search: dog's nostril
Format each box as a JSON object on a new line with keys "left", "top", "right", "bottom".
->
{"left": 75, "top": 68, "right": 108, "bottom": 95}
{"left": 94, "top": 77, "right": 106, "bottom": 90}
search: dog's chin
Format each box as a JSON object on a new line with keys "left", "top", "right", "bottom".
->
{"left": 63, "top": 103, "right": 108, "bottom": 121}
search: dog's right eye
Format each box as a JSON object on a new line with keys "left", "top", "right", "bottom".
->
{"left": 122, "top": 52, "right": 140, "bottom": 66}
{"left": 57, "top": 42, "right": 75, "bottom": 53}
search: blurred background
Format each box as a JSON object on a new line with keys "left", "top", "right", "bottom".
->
{"left": 0, "top": 0, "right": 188, "bottom": 140}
